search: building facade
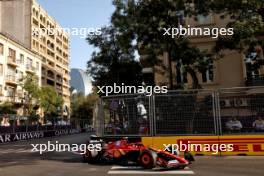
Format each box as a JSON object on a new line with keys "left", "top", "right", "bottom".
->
{"left": 140, "top": 13, "right": 264, "bottom": 89}
{"left": 70, "top": 69, "right": 92, "bottom": 96}
{"left": 0, "top": 0, "right": 71, "bottom": 118}
{"left": 0, "top": 33, "right": 42, "bottom": 115}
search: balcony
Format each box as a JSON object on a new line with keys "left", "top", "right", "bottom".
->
{"left": 56, "top": 75, "right": 63, "bottom": 84}
{"left": 7, "top": 56, "right": 19, "bottom": 67}
{"left": 57, "top": 79, "right": 63, "bottom": 84}
{"left": 63, "top": 88, "right": 70, "bottom": 96}
{"left": 7, "top": 96, "right": 23, "bottom": 104}
{"left": 47, "top": 71, "right": 55, "bottom": 80}
{"left": 245, "top": 75, "right": 264, "bottom": 86}
{"left": 0, "top": 94, "right": 23, "bottom": 104}
{"left": 26, "top": 64, "right": 36, "bottom": 73}
{"left": 5, "top": 75, "right": 17, "bottom": 85}
{"left": 56, "top": 84, "right": 63, "bottom": 92}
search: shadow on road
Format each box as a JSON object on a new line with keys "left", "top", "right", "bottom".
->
{"left": 0, "top": 152, "right": 84, "bottom": 168}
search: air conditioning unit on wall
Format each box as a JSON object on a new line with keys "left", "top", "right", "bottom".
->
{"left": 220, "top": 98, "right": 248, "bottom": 107}
{"left": 220, "top": 99, "right": 232, "bottom": 107}
{"left": 234, "top": 98, "right": 248, "bottom": 107}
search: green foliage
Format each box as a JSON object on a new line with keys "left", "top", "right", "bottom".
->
{"left": 28, "top": 113, "right": 40, "bottom": 124}
{"left": 183, "top": 0, "right": 264, "bottom": 63}
{"left": 71, "top": 91, "right": 99, "bottom": 123}
{"left": 22, "top": 74, "right": 41, "bottom": 99}
{"left": 87, "top": 26, "right": 143, "bottom": 87}
{"left": 40, "top": 86, "right": 64, "bottom": 120}
{"left": 111, "top": 0, "right": 264, "bottom": 88}
{"left": 21, "top": 74, "right": 41, "bottom": 117}
{"left": 111, "top": 0, "right": 214, "bottom": 89}
{"left": 0, "top": 102, "right": 16, "bottom": 114}
{"left": 87, "top": 0, "right": 263, "bottom": 89}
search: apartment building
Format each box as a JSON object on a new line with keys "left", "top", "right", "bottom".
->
{"left": 31, "top": 0, "right": 71, "bottom": 118}
{"left": 0, "top": 0, "right": 71, "bottom": 118}
{"left": 140, "top": 14, "right": 264, "bottom": 89}
{"left": 0, "top": 32, "right": 42, "bottom": 115}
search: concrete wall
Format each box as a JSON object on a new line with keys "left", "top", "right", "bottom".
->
{"left": 0, "top": 0, "right": 32, "bottom": 48}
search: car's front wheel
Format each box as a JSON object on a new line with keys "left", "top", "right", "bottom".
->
{"left": 83, "top": 150, "right": 94, "bottom": 163}
{"left": 138, "top": 151, "right": 155, "bottom": 169}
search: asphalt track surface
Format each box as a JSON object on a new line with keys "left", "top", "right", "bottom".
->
{"left": 0, "top": 133, "right": 263, "bottom": 176}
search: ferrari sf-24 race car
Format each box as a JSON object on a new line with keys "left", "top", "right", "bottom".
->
{"left": 82, "top": 136, "right": 194, "bottom": 169}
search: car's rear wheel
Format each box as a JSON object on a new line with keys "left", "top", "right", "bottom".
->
{"left": 138, "top": 151, "right": 155, "bottom": 169}
{"left": 83, "top": 150, "right": 94, "bottom": 163}
{"left": 178, "top": 165, "right": 186, "bottom": 169}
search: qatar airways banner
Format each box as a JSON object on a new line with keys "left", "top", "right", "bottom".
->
{"left": 0, "top": 129, "right": 81, "bottom": 143}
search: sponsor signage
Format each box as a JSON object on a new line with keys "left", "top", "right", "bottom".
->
{"left": 55, "top": 129, "right": 80, "bottom": 136}
{"left": 142, "top": 135, "right": 264, "bottom": 156}
{"left": 0, "top": 131, "right": 44, "bottom": 143}
{"left": 0, "top": 129, "right": 81, "bottom": 143}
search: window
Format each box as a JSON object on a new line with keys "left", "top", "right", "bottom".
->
{"left": 201, "top": 60, "right": 214, "bottom": 83}
{"left": 6, "top": 86, "right": 15, "bottom": 97}
{"left": 0, "top": 64, "right": 3, "bottom": 76}
{"left": 8, "top": 48, "right": 16, "bottom": 60}
{"left": 176, "top": 60, "right": 188, "bottom": 84}
{"left": 0, "top": 43, "right": 3, "bottom": 55}
{"left": 7, "top": 66, "right": 15, "bottom": 76}
{"left": 20, "top": 54, "right": 24, "bottom": 64}
{"left": 26, "top": 57, "right": 33, "bottom": 65}
{"left": 245, "top": 52, "right": 262, "bottom": 77}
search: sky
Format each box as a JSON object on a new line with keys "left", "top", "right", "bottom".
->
{"left": 37, "top": 0, "right": 115, "bottom": 70}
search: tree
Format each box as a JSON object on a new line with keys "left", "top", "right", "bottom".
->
{"left": 40, "top": 86, "right": 64, "bottom": 123}
{"left": 212, "top": 1, "right": 264, "bottom": 77}
{"left": 111, "top": 0, "right": 264, "bottom": 89}
{"left": 182, "top": 0, "right": 264, "bottom": 75}
{"left": 111, "top": 0, "right": 213, "bottom": 89}
{"left": 21, "top": 74, "right": 41, "bottom": 123}
{"left": 0, "top": 102, "right": 16, "bottom": 114}
{"left": 71, "top": 91, "right": 99, "bottom": 126}
{"left": 87, "top": 26, "right": 143, "bottom": 89}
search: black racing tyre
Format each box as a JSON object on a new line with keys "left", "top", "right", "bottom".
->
{"left": 178, "top": 165, "right": 186, "bottom": 170}
{"left": 82, "top": 150, "right": 94, "bottom": 163}
{"left": 138, "top": 151, "right": 155, "bottom": 169}
{"left": 184, "top": 152, "right": 195, "bottom": 162}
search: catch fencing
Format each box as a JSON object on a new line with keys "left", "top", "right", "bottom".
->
{"left": 96, "top": 86, "right": 264, "bottom": 137}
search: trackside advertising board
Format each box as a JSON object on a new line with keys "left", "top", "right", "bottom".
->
{"left": 141, "top": 135, "right": 264, "bottom": 156}
{"left": 0, "top": 129, "right": 81, "bottom": 144}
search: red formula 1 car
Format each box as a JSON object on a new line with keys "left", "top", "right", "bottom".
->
{"left": 83, "top": 136, "right": 191, "bottom": 169}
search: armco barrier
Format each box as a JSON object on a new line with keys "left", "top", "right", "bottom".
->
{"left": 0, "top": 129, "right": 81, "bottom": 144}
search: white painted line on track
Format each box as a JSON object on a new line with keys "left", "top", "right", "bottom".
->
{"left": 111, "top": 166, "right": 143, "bottom": 170}
{"left": 71, "top": 151, "right": 83, "bottom": 155}
{"left": 108, "top": 166, "right": 194, "bottom": 175}
{"left": 111, "top": 166, "right": 191, "bottom": 170}
{"left": 108, "top": 170, "right": 194, "bottom": 174}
